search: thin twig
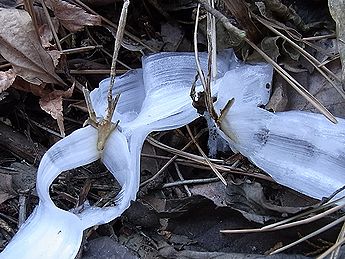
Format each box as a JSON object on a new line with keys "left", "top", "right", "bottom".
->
{"left": 255, "top": 16, "right": 344, "bottom": 96}
{"left": 196, "top": 0, "right": 246, "bottom": 40}
{"left": 303, "top": 34, "right": 337, "bottom": 41}
{"left": 221, "top": 202, "right": 345, "bottom": 234}
{"left": 244, "top": 38, "right": 337, "bottom": 124}
{"left": 40, "top": 0, "right": 62, "bottom": 51}
{"left": 186, "top": 125, "right": 227, "bottom": 185}
{"left": 147, "top": 137, "right": 273, "bottom": 181}
{"left": 0, "top": 63, "right": 11, "bottom": 69}
{"left": 193, "top": 4, "right": 219, "bottom": 121}
{"left": 207, "top": 0, "right": 217, "bottom": 80}
{"left": 107, "top": 0, "right": 130, "bottom": 119}
{"left": 140, "top": 129, "right": 207, "bottom": 187}
{"left": 163, "top": 177, "right": 220, "bottom": 188}
{"left": 174, "top": 163, "right": 192, "bottom": 196}
{"left": 317, "top": 237, "right": 345, "bottom": 259}
{"left": 270, "top": 215, "right": 345, "bottom": 255}
{"left": 61, "top": 46, "right": 102, "bottom": 55}
{"left": 330, "top": 220, "right": 345, "bottom": 259}
{"left": 67, "top": 69, "right": 127, "bottom": 75}
{"left": 197, "top": 1, "right": 337, "bottom": 124}
{"left": 193, "top": 4, "right": 207, "bottom": 89}
{"left": 72, "top": 0, "right": 157, "bottom": 53}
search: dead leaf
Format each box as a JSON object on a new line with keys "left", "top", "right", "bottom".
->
{"left": 287, "top": 62, "right": 345, "bottom": 118}
{"left": 189, "top": 181, "right": 227, "bottom": 207}
{"left": 328, "top": 0, "right": 345, "bottom": 83}
{"left": 0, "top": 69, "right": 16, "bottom": 93}
{"left": 266, "top": 76, "right": 288, "bottom": 112}
{"left": 48, "top": 50, "right": 62, "bottom": 67}
{"left": 39, "top": 84, "right": 74, "bottom": 136}
{"left": 161, "top": 22, "right": 184, "bottom": 52}
{"left": 226, "top": 181, "right": 313, "bottom": 224}
{"left": 46, "top": 0, "right": 101, "bottom": 32}
{"left": 0, "top": 8, "right": 65, "bottom": 86}
{"left": 261, "top": 36, "right": 280, "bottom": 62}
{"left": 0, "top": 173, "right": 16, "bottom": 205}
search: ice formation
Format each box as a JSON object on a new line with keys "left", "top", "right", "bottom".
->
{"left": 2, "top": 49, "right": 345, "bottom": 259}
{"left": 0, "top": 51, "right": 234, "bottom": 259}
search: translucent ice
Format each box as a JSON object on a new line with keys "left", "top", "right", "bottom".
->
{"left": 0, "top": 51, "right": 236, "bottom": 259}
{"left": 213, "top": 63, "right": 345, "bottom": 200}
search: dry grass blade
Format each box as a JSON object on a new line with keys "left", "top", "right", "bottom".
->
{"left": 140, "top": 129, "right": 207, "bottom": 187}
{"left": 270, "top": 215, "right": 345, "bottom": 255}
{"left": 147, "top": 136, "right": 273, "bottom": 182}
{"left": 330, "top": 221, "right": 345, "bottom": 258}
{"left": 193, "top": 3, "right": 219, "bottom": 121}
{"left": 255, "top": 16, "right": 345, "bottom": 99}
{"left": 186, "top": 125, "right": 227, "bottom": 185}
{"left": 72, "top": 0, "right": 157, "bottom": 52}
{"left": 107, "top": 0, "right": 129, "bottom": 118}
{"left": 220, "top": 201, "right": 345, "bottom": 234}
{"left": 195, "top": 0, "right": 337, "bottom": 123}
{"left": 193, "top": 4, "right": 207, "bottom": 88}
{"left": 23, "top": 0, "right": 40, "bottom": 43}
{"left": 40, "top": 0, "right": 62, "bottom": 51}
{"left": 244, "top": 38, "right": 337, "bottom": 124}
{"left": 261, "top": 197, "right": 345, "bottom": 230}
{"left": 317, "top": 237, "right": 345, "bottom": 259}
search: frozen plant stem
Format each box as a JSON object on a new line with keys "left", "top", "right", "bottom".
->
{"left": 196, "top": 0, "right": 337, "bottom": 124}
{"left": 194, "top": 4, "right": 219, "bottom": 121}
{"left": 84, "top": 0, "right": 130, "bottom": 151}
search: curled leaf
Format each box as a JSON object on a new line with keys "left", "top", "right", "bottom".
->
{"left": 0, "top": 69, "right": 16, "bottom": 93}
{"left": 0, "top": 8, "right": 64, "bottom": 86}
{"left": 39, "top": 85, "right": 74, "bottom": 136}
{"left": 46, "top": 0, "right": 101, "bottom": 32}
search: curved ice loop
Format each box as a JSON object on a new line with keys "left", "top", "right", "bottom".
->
{"left": 1, "top": 51, "right": 238, "bottom": 259}
{"left": 214, "top": 62, "right": 345, "bottom": 201}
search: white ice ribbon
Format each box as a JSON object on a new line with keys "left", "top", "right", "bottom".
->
{"left": 0, "top": 51, "right": 236, "bottom": 259}
{"left": 3, "top": 49, "right": 344, "bottom": 259}
{"left": 213, "top": 63, "right": 345, "bottom": 200}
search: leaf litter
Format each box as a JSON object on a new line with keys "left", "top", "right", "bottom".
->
{"left": 0, "top": 0, "right": 345, "bottom": 258}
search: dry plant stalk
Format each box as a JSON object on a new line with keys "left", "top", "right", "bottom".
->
{"left": 186, "top": 125, "right": 227, "bottom": 185}
{"left": 197, "top": 0, "right": 337, "bottom": 124}
{"left": 83, "top": 0, "right": 130, "bottom": 151}
{"left": 72, "top": 0, "right": 157, "bottom": 52}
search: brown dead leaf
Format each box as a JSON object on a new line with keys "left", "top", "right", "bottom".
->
{"left": 0, "top": 173, "right": 16, "bottom": 205}
{"left": 0, "top": 8, "right": 65, "bottom": 86}
{"left": 328, "top": 0, "right": 345, "bottom": 83}
{"left": 287, "top": 61, "right": 345, "bottom": 118}
{"left": 48, "top": 50, "right": 62, "bottom": 67}
{"left": 46, "top": 0, "right": 101, "bottom": 32}
{"left": 39, "top": 84, "right": 74, "bottom": 136}
{"left": 189, "top": 181, "right": 227, "bottom": 207}
{"left": 0, "top": 69, "right": 16, "bottom": 93}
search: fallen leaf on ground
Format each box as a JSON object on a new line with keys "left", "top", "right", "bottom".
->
{"left": 0, "top": 8, "right": 64, "bottom": 86}
{"left": 189, "top": 181, "right": 227, "bottom": 207}
{"left": 0, "top": 69, "right": 16, "bottom": 93}
{"left": 0, "top": 173, "right": 16, "bottom": 205}
{"left": 329, "top": 0, "right": 345, "bottom": 83}
{"left": 39, "top": 84, "right": 74, "bottom": 136}
{"left": 226, "top": 181, "right": 313, "bottom": 224}
{"left": 46, "top": 0, "right": 101, "bottom": 32}
{"left": 287, "top": 62, "right": 345, "bottom": 117}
